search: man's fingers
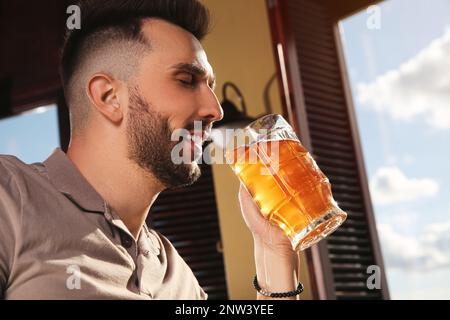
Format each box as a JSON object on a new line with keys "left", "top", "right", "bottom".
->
{"left": 238, "top": 184, "right": 257, "bottom": 208}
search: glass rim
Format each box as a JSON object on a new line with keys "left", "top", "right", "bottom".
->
{"left": 223, "top": 114, "right": 299, "bottom": 156}
{"left": 244, "top": 113, "right": 290, "bottom": 131}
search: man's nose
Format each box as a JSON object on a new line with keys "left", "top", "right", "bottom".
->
{"left": 198, "top": 88, "right": 224, "bottom": 123}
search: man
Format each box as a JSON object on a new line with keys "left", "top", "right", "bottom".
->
{"left": 0, "top": 0, "right": 298, "bottom": 299}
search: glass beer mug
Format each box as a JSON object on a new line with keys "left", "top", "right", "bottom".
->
{"left": 225, "top": 114, "right": 347, "bottom": 251}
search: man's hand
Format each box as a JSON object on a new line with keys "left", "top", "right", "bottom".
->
{"left": 238, "top": 184, "right": 294, "bottom": 254}
{"left": 238, "top": 184, "right": 299, "bottom": 300}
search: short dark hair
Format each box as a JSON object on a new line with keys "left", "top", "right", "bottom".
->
{"left": 60, "top": 0, "right": 211, "bottom": 96}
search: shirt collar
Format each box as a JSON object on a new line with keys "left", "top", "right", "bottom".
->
{"left": 43, "top": 148, "right": 106, "bottom": 214}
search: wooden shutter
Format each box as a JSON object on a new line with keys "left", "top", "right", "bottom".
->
{"left": 0, "top": 0, "right": 68, "bottom": 114}
{"left": 147, "top": 163, "right": 228, "bottom": 300}
{"left": 267, "top": 0, "right": 389, "bottom": 299}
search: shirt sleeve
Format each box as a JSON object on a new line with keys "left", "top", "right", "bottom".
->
{"left": 0, "top": 160, "right": 22, "bottom": 298}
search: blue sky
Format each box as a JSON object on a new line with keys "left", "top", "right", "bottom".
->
{"left": 0, "top": 105, "right": 60, "bottom": 164}
{"left": 340, "top": 0, "right": 450, "bottom": 299}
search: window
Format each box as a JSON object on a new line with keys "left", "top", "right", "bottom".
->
{"left": 0, "top": 105, "right": 60, "bottom": 164}
{"left": 340, "top": 0, "right": 450, "bottom": 299}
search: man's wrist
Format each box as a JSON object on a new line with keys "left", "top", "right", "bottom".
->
{"left": 252, "top": 234, "right": 296, "bottom": 259}
{"left": 253, "top": 238, "right": 299, "bottom": 299}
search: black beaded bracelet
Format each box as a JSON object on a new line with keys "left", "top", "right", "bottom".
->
{"left": 253, "top": 275, "right": 304, "bottom": 298}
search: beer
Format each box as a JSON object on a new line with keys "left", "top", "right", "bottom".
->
{"left": 228, "top": 138, "right": 347, "bottom": 251}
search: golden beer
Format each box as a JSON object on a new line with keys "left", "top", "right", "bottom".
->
{"left": 226, "top": 115, "right": 347, "bottom": 251}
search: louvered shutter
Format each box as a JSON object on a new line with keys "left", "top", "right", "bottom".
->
{"left": 267, "top": 0, "right": 389, "bottom": 299}
{"left": 0, "top": 0, "right": 67, "bottom": 113}
{"left": 147, "top": 163, "right": 228, "bottom": 300}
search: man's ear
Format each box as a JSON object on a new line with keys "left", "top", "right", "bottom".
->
{"left": 86, "top": 73, "right": 125, "bottom": 124}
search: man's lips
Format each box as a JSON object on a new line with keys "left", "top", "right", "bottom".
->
{"left": 183, "top": 130, "right": 206, "bottom": 162}
{"left": 188, "top": 129, "right": 211, "bottom": 145}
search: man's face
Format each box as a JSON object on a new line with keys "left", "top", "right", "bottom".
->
{"left": 126, "top": 19, "right": 223, "bottom": 189}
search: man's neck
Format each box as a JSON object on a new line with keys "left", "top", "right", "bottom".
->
{"left": 66, "top": 137, "right": 164, "bottom": 239}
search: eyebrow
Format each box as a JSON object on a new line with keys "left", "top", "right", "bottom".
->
{"left": 170, "top": 62, "right": 217, "bottom": 89}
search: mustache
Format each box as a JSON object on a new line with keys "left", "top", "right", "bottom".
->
{"left": 170, "top": 121, "right": 213, "bottom": 144}
{"left": 184, "top": 121, "right": 213, "bottom": 132}
{"left": 184, "top": 121, "right": 213, "bottom": 140}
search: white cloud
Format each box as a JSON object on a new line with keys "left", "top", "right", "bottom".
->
{"left": 422, "top": 220, "right": 450, "bottom": 253}
{"left": 376, "top": 210, "right": 420, "bottom": 230}
{"left": 370, "top": 166, "right": 439, "bottom": 205}
{"left": 357, "top": 27, "right": 450, "bottom": 129}
{"left": 388, "top": 268, "right": 450, "bottom": 300}
{"left": 378, "top": 222, "right": 450, "bottom": 271}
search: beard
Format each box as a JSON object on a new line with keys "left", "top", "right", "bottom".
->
{"left": 126, "top": 88, "right": 201, "bottom": 189}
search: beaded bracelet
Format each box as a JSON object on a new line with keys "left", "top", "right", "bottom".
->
{"left": 253, "top": 275, "right": 304, "bottom": 298}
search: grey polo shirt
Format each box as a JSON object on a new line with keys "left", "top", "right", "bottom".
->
{"left": 0, "top": 149, "right": 207, "bottom": 300}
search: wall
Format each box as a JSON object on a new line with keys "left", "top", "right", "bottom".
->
{"left": 202, "top": 0, "right": 312, "bottom": 300}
